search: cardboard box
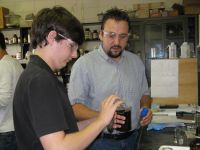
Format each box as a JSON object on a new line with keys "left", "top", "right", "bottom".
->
{"left": 184, "top": 6, "right": 200, "bottom": 14}
{"left": 0, "top": 7, "right": 9, "bottom": 28}
{"left": 133, "top": 2, "right": 165, "bottom": 18}
{"left": 133, "top": 3, "right": 150, "bottom": 18}
{"left": 183, "top": 0, "right": 200, "bottom": 14}
{"left": 168, "top": 10, "right": 179, "bottom": 16}
{"left": 183, "top": 0, "right": 200, "bottom": 6}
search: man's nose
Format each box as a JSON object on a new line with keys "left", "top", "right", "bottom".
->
{"left": 71, "top": 50, "right": 78, "bottom": 58}
{"left": 113, "top": 36, "right": 120, "bottom": 45}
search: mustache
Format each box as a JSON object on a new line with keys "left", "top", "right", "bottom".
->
{"left": 111, "top": 45, "right": 122, "bottom": 49}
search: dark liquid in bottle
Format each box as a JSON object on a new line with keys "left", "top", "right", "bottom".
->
{"left": 116, "top": 108, "right": 131, "bottom": 132}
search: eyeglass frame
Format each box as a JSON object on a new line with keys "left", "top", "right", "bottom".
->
{"left": 57, "top": 33, "right": 79, "bottom": 52}
{"left": 101, "top": 30, "right": 130, "bottom": 41}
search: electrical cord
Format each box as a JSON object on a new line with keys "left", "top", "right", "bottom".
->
{"left": 136, "top": 108, "right": 149, "bottom": 150}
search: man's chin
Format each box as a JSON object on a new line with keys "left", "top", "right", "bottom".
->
{"left": 108, "top": 53, "right": 121, "bottom": 58}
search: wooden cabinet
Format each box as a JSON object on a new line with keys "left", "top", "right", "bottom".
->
{"left": 128, "top": 15, "right": 199, "bottom": 85}
{"left": 152, "top": 58, "right": 198, "bottom": 105}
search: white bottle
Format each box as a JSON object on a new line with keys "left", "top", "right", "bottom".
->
{"left": 180, "top": 42, "right": 190, "bottom": 58}
{"left": 28, "top": 34, "right": 31, "bottom": 43}
{"left": 168, "top": 42, "right": 177, "bottom": 59}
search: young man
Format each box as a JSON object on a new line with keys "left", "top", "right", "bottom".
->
{"left": 68, "top": 8, "right": 153, "bottom": 150}
{"left": 13, "top": 6, "right": 123, "bottom": 150}
{"left": 0, "top": 32, "right": 23, "bottom": 150}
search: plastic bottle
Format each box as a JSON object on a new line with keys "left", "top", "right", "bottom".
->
{"left": 140, "top": 107, "right": 149, "bottom": 118}
{"left": 18, "top": 37, "right": 21, "bottom": 43}
{"left": 180, "top": 42, "right": 190, "bottom": 58}
{"left": 28, "top": 33, "right": 31, "bottom": 43}
{"left": 168, "top": 42, "right": 177, "bottom": 59}
{"left": 13, "top": 34, "right": 18, "bottom": 44}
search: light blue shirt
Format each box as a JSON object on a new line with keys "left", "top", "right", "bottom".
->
{"left": 68, "top": 45, "right": 149, "bottom": 131}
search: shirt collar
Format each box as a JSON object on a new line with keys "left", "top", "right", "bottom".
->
{"left": 29, "top": 55, "right": 55, "bottom": 75}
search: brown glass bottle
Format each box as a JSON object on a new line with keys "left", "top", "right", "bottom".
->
{"left": 190, "top": 127, "right": 200, "bottom": 150}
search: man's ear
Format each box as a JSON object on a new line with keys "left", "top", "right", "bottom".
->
{"left": 99, "top": 30, "right": 103, "bottom": 41}
{"left": 47, "top": 31, "right": 57, "bottom": 45}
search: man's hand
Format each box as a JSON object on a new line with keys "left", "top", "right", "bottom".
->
{"left": 140, "top": 108, "right": 153, "bottom": 126}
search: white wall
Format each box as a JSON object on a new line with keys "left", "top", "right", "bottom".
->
{"left": 0, "top": 0, "right": 183, "bottom": 26}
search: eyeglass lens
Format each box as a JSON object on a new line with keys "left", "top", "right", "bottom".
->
{"left": 57, "top": 33, "right": 78, "bottom": 51}
{"left": 103, "top": 31, "right": 130, "bottom": 40}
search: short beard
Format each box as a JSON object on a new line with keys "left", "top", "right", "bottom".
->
{"left": 107, "top": 45, "right": 123, "bottom": 58}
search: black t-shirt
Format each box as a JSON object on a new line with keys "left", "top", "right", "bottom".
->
{"left": 13, "top": 55, "right": 78, "bottom": 150}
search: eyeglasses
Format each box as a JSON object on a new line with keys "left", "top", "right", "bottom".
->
{"left": 57, "top": 33, "right": 78, "bottom": 52}
{"left": 102, "top": 31, "right": 130, "bottom": 41}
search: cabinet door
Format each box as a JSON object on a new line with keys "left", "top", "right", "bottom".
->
{"left": 128, "top": 23, "right": 144, "bottom": 61}
{"left": 144, "top": 23, "right": 163, "bottom": 85}
{"left": 164, "top": 21, "right": 185, "bottom": 57}
{"left": 144, "top": 23, "right": 164, "bottom": 59}
{"left": 129, "top": 15, "right": 198, "bottom": 86}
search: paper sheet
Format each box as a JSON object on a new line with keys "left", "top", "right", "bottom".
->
{"left": 151, "top": 59, "right": 179, "bottom": 97}
{"left": 159, "top": 145, "right": 189, "bottom": 150}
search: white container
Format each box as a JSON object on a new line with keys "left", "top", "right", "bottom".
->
{"left": 151, "top": 48, "right": 156, "bottom": 58}
{"left": 168, "top": 42, "right": 177, "bottom": 59}
{"left": 180, "top": 42, "right": 190, "bottom": 58}
{"left": 16, "top": 52, "right": 22, "bottom": 60}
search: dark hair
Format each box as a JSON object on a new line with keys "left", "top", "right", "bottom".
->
{"left": 31, "top": 6, "right": 84, "bottom": 49}
{"left": 101, "top": 7, "right": 130, "bottom": 31}
{"left": 0, "top": 32, "right": 6, "bottom": 50}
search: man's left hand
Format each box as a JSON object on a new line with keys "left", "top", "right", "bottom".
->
{"left": 140, "top": 108, "right": 153, "bottom": 127}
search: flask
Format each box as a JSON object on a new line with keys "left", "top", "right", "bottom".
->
{"left": 190, "top": 127, "right": 200, "bottom": 150}
{"left": 180, "top": 42, "right": 190, "bottom": 58}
